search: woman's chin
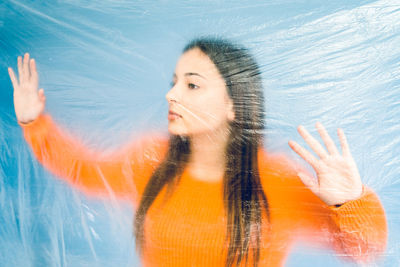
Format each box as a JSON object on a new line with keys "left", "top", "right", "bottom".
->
{"left": 168, "top": 125, "right": 188, "bottom": 136}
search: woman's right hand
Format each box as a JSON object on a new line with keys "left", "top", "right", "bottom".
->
{"left": 8, "top": 53, "right": 46, "bottom": 124}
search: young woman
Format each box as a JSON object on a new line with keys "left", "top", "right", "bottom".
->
{"left": 8, "top": 38, "right": 387, "bottom": 267}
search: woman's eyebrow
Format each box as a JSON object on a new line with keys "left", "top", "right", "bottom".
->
{"left": 185, "top": 72, "right": 207, "bottom": 80}
{"left": 173, "top": 72, "right": 207, "bottom": 80}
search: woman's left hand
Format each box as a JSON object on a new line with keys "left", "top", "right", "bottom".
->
{"left": 288, "top": 122, "right": 363, "bottom": 206}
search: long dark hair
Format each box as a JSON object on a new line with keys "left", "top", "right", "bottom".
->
{"left": 134, "top": 37, "right": 269, "bottom": 267}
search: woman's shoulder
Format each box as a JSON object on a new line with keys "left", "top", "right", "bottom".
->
{"left": 124, "top": 133, "right": 169, "bottom": 163}
{"left": 257, "top": 148, "right": 314, "bottom": 205}
{"left": 257, "top": 148, "right": 307, "bottom": 187}
{"left": 258, "top": 149, "right": 297, "bottom": 175}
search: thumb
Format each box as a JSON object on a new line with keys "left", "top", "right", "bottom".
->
{"left": 38, "top": 88, "right": 46, "bottom": 114}
{"left": 298, "top": 172, "right": 319, "bottom": 196}
{"left": 38, "top": 88, "right": 46, "bottom": 102}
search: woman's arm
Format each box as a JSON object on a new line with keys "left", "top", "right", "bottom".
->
{"left": 9, "top": 53, "right": 167, "bottom": 201}
{"left": 285, "top": 123, "right": 387, "bottom": 262}
{"left": 20, "top": 114, "right": 166, "bottom": 199}
{"left": 260, "top": 152, "right": 387, "bottom": 263}
{"left": 288, "top": 169, "right": 386, "bottom": 263}
{"left": 327, "top": 186, "right": 387, "bottom": 262}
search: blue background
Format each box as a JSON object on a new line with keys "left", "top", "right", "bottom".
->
{"left": 1, "top": 0, "right": 399, "bottom": 266}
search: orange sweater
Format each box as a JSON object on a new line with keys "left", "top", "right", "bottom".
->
{"left": 21, "top": 114, "right": 387, "bottom": 266}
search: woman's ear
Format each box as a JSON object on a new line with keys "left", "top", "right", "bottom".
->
{"left": 227, "top": 99, "right": 235, "bottom": 121}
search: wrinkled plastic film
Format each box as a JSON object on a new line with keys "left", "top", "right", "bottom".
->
{"left": 0, "top": 1, "right": 399, "bottom": 266}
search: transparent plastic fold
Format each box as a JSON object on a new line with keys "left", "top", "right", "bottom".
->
{"left": 1, "top": 1, "right": 398, "bottom": 266}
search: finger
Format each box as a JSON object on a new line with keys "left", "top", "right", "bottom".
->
{"left": 288, "top": 140, "right": 320, "bottom": 170}
{"left": 297, "top": 125, "right": 328, "bottom": 159}
{"left": 298, "top": 172, "right": 320, "bottom": 196}
{"left": 316, "top": 122, "right": 339, "bottom": 155}
{"left": 8, "top": 68, "right": 19, "bottom": 88}
{"left": 17, "top": 56, "right": 23, "bottom": 81}
{"left": 30, "top": 58, "right": 38, "bottom": 84}
{"left": 23, "top": 53, "right": 30, "bottom": 81}
{"left": 338, "top": 128, "right": 351, "bottom": 157}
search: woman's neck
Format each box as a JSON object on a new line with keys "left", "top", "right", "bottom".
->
{"left": 187, "top": 128, "right": 230, "bottom": 182}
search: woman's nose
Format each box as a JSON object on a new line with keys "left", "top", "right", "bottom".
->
{"left": 166, "top": 86, "right": 179, "bottom": 103}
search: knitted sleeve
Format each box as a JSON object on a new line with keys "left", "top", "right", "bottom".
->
{"left": 259, "top": 152, "right": 387, "bottom": 264}
{"left": 327, "top": 186, "right": 387, "bottom": 262}
{"left": 20, "top": 114, "right": 167, "bottom": 202}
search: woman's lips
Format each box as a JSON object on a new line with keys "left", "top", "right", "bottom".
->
{"left": 168, "top": 110, "right": 182, "bottom": 120}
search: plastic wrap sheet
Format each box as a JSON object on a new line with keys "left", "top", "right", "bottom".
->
{"left": 0, "top": 0, "right": 399, "bottom": 266}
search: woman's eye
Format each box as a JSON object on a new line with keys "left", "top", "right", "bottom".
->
{"left": 170, "top": 81, "right": 175, "bottom": 88}
{"left": 188, "top": 83, "right": 199, "bottom": 89}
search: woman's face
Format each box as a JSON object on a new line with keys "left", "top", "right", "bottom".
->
{"left": 166, "top": 48, "right": 235, "bottom": 137}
